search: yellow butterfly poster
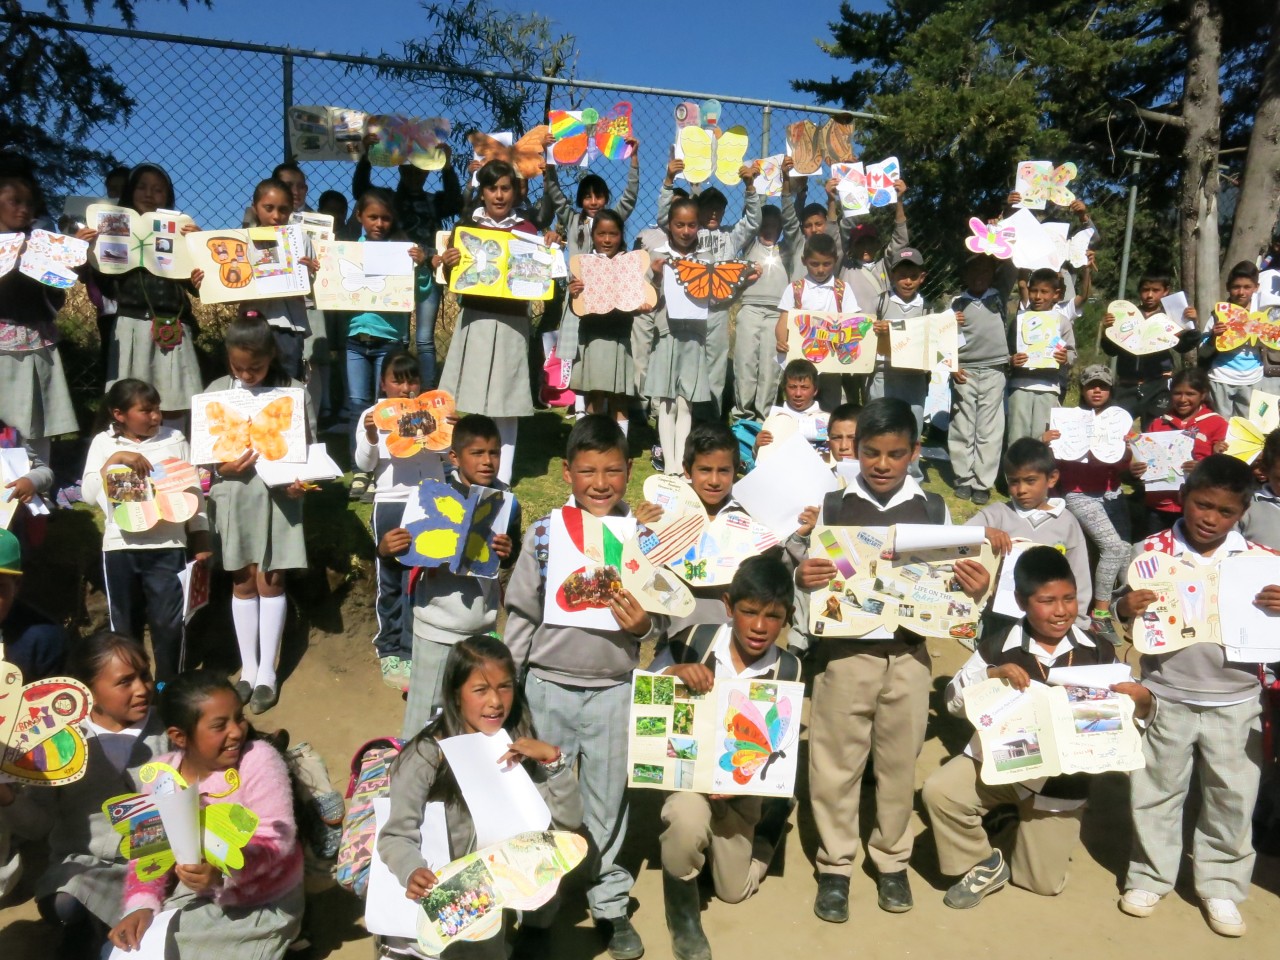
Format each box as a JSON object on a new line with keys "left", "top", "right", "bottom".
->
{"left": 675, "top": 125, "right": 750, "bottom": 186}
{"left": 314, "top": 240, "right": 414, "bottom": 312}
{"left": 448, "top": 227, "right": 563, "bottom": 302}
{"left": 189, "top": 387, "right": 307, "bottom": 465}
{"left": 186, "top": 225, "right": 311, "bottom": 305}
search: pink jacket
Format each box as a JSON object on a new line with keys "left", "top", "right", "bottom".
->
{"left": 122, "top": 740, "right": 302, "bottom": 915}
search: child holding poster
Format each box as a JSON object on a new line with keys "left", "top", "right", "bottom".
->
{"left": 649, "top": 555, "right": 801, "bottom": 960}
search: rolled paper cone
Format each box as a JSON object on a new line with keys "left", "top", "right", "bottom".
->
{"left": 153, "top": 785, "right": 202, "bottom": 865}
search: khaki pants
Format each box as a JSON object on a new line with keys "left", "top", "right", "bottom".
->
{"left": 660, "top": 792, "right": 765, "bottom": 904}
{"left": 808, "top": 640, "right": 931, "bottom": 877}
{"left": 922, "top": 754, "right": 1083, "bottom": 896}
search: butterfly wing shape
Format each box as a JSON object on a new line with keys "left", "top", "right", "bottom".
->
{"left": 467, "top": 131, "right": 511, "bottom": 165}
{"left": 594, "top": 102, "right": 634, "bottom": 160}
{"left": 549, "top": 111, "right": 588, "bottom": 166}
{"left": 678, "top": 127, "right": 713, "bottom": 184}
{"left": 818, "top": 116, "right": 856, "bottom": 164}
{"left": 0, "top": 661, "right": 92, "bottom": 787}
{"left": 1214, "top": 302, "right": 1252, "bottom": 352}
{"left": 512, "top": 125, "right": 548, "bottom": 179}
{"left": 248, "top": 396, "right": 295, "bottom": 461}
{"left": 713, "top": 125, "right": 749, "bottom": 186}
{"left": 205, "top": 401, "right": 253, "bottom": 462}
{"left": 1048, "top": 162, "right": 1078, "bottom": 206}
{"left": 1256, "top": 307, "right": 1280, "bottom": 351}
{"left": 1226, "top": 416, "right": 1266, "bottom": 464}
{"left": 786, "top": 120, "right": 822, "bottom": 175}
{"left": 719, "top": 689, "right": 774, "bottom": 785}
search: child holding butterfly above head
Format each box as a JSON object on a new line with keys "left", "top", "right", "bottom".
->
{"left": 1201, "top": 260, "right": 1274, "bottom": 418}
{"left": 106, "top": 670, "right": 303, "bottom": 959}
{"left": 544, "top": 137, "right": 640, "bottom": 262}
{"left": 438, "top": 160, "right": 550, "bottom": 486}
{"left": 0, "top": 632, "right": 167, "bottom": 960}
{"left": 206, "top": 314, "right": 316, "bottom": 716}
{"left": 81, "top": 378, "right": 212, "bottom": 684}
{"left": 76, "top": 164, "right": 203, "bottom": 428}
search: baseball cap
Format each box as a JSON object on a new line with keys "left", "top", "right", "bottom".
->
{"left": 0, "top": 529, "right": 22, "bottom": 575}
{"left": 849, "top": 223, "right": 880, "bottom": 242}
{"left": 890, "top": 247, "right": 924, "bottom": 268}
{"left": 1079, "top": 364, "right": 1114, "bottom": 387}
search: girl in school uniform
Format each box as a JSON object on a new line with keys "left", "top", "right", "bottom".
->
{"left": 0, "top": 632, "right": 167, "bottom": 960}
{"left": 0, "top": 171, "right": 79, "bottom": 462}
{"left": 78, "top": 164, "right": 203, "bottom": 422}
{"left": 378, "top": 635, "right": 583, "bottom": 959}
{"left": 205, "top": 314, "right": 315, "bottom": 714}
{"left": 107, "top": 670, "right": 303, "bottom": 960}
{"left": 565, "top": 210, "right": 649, "bottom": 435}
{"left": 437, "top": 161, "right": 545, "bottom": 485}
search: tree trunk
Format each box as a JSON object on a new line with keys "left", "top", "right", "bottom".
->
{"left": 1222, "top": 0, "right": 1280, "bottom": 275}
{"left": 1178, "top": 0, "right": 1223, "bottom": 324}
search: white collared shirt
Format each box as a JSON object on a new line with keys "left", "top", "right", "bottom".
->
{"left": 777, "top": 274, "right": 858, "bottom": 313}
{"left": 1013, "top": 497, "right": 1067, "bottom": 529}
{"left": 710, "top": 624, "right": 780, "bottom": 680}
{"left": 471, "top": 208, "right": 524, "bottom": 231}
{"left": 843, "top": 474, "right": 951, "bottom": 520}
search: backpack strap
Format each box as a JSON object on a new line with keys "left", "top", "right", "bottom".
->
{"left": 679, "top": 623, "right": 723, "bottom": 667}
{"left": 833, "top": 278, "right": 846, "bottom": 313}
{"left": 821, "top": 489, "right": 846, "bottom": 525}
{"left": 875, "top": 289, "right": 890, "bottom": 322}
{"left": 773, "top": 647, "right": 802, "bottom": 683}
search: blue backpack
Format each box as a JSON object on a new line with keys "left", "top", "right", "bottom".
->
{"left": 731, "top": 419, "right": 763, "bottom": 472}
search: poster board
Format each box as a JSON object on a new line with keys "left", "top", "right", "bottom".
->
{"left": 105, "top": 457, "right": 200, "bottom": 533}
{"left": 0, "top": 229, "right": 89, "bottom": 289}
{"left": 314, "top": 240, "right": 414, "bottom": 312}
{"left": 1104, "top": 301, "right": 1182, "bottom": 355}
{"left": 542, "top": 508, "right": 636, "bottom": 629}
{"left": 1213, "top": 302, "right": 1280, "bottom": 352}
{"left": 1048, "top": 407, "right": 1132, "bottom": 463}
{"left": 962, "top": 675, "right": 1142, "bottom": 785}
{"left": 1129, "top": 432, "right": 1194, "bottom": 492}
{"left": 0, "top": 654, "right": 92, "bottom": 787}
{"left": 365, "top": 114, "right": 450, "bottom": 169}
{"left": 289, "top": 211, "right": 334, "bottom": 245}
{"left": 189, "top": 387, "right": 307, "bottom": 464}
{"left": 626, "top": 670, "right": 802, "bottom": 797}
{"left": 569, "top": 251, "right": 656, "bottom": 316}
{"left": 887, "top": 310, "right": 959, "bottom": 372}
{"left": 186, "top": 225, "right": 311, "bottom": 304}
{"left": 448, "top": 227, "right": 562, "bottom": 301}
{"left": 287, "top": 105, "right": 366, "bottom": 162}
{"left": 1015, "top": 310, "right": 1063, "bottom": 369}
{"left": 783, "top": 311, "right": 876, "bottom": 374}
{"left": 399, "top": 479, "right": 511, "bottom": 578}
{"left": 372, "top": 390, "right": 456, "bottom": 456}
{"left": 86, "top": 204, "right": 194, "bottom": 278}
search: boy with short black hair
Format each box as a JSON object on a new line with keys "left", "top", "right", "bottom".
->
{"left": 794, "top": 397, "right": 992, "bottom": 921}
{"left": 775, "top": 234, "right": 855, "bottom": 416}
{"left": 1115, "top": 454, "right": 1280, "bottom": 938}
{"left": 966, "top": 437, "right": 1092, "bottom": 629}
{"left": 505, "top": 415, "right": 666, "bottom": 959}
{"left": 827, "top": 402, "right": 860, "bottom": 464}
{"left": 1102, "top": 270, "right": 1199, "bottom": 424}
{"left": 1204, "top": 261, "right": 1272, "bottom": 418}
{"left": 923, "top": 546, "right": 1152, "bottom": 908}
{"left": 653, "top": 554, "right": 802, "bottom": 960}
{"left": 755, "top": 359, "right": 827, "bottom": 457}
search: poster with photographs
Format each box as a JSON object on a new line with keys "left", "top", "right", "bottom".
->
{"left": 541, "top": 508, "right": 637, "bottom": 629}
{"left": 86, "top": 204, "right": 195, "bottom": 278}
{"left": 185, "top": 225, "right": 311, "bottom": 304}
{"left": 626, "top": 670, "right": 803, "bottom": 797}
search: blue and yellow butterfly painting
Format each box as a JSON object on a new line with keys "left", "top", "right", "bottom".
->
{"left": 402, "top": 479, "right": 510, "bottom": 578}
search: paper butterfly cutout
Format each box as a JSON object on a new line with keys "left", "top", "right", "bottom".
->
{"left": 594, "top": 103, "right": 634, "bottom": 160}
{"left": 106, "top": 458, "right": 200, "bottom": 533}
{"left": 16, "top": 230, "right": 88, "bottom": 289}
{"left": 205, "top": 237, "right": 251, "bottom": 288}
{"left": 1104, "top": 301, "right": 1183, "bottom": 355}
{"left": 1048, "top": 406, "right": 1133, "bottom": 464}
{"left": 403, "top": 479, "right": 506, "bottom": 578}
{"left": 455, "top": 232, "right": 503, "bottom": 291}
{"left": 668, "top": 257, "right": 753, "bottom": 305}
{"left": 0, "top": 654, "right": 92, "bottom": 787}
{"left": 964, "top": 217, "right": 1016, "bottom": 259}
{"left": 720, "top": 688, "right": 796, "bottom": 786}
{"left": 373, "top": 390, "right": 455, "bottom": 456}
{"left": 466, "top": 129, "right": 547, "bottom": 179}
{"left": 793, "top": 312, "right": 874, "bottom": 367}
{"left": 1017, "top": 161, "right": 1078, "bottom": 209}
{"left": 819, "top": 116, "right": 857, "bottom": 164}
{"left": 785, "top": 120, "right": 824, "bottom": 175}
{"left": 205, "top": 395, "right": 294, "bottom": 461}
{"left": 569, "top": 252, "right": 657, "bottom": 316}
{"left": 1214, "top": 302, "right": 1280, "bottom": 352}
{"left": 366, "top": 114, "right": 451, "bottom": 170}
{"left": 754, "top": 155, "right": 785, "bottom": 197}
{"left": 1066, "top": 227, "right": 1094, "bottom": 268}
{"left": 677, "top": 125, "right": 751, "bottom": 186}
{"left": 676, "top": 510, "right": 780, "bottom": 587}
{"left": 555, "top": 507, "right": 625, "bottom": 613}
{"left": 415, "top": 831, "right": 587, "bottom": 955}
{"left": 1225, "top": 417, "right": 1266, "bottom": 464}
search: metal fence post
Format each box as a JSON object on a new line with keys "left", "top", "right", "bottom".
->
{"left": 1118, "top": 149, "right": 1159, "bottom": 299}
{"left": 282, "top": 51, "right": 294, "bottom": 163}
{"left": 761, "top": 104, "right": 772, "bottom": 156}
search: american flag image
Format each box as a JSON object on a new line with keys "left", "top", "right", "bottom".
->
{"left": 645, "top": 514, "right": 705, "bottom": 566}
{"left": 1135, "top": 556, "right": 1160, "bottom": 580}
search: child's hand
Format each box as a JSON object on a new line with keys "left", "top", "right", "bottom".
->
{"left": 753, "top": 430, "right": 773, "bottom": 454}
{"left": 1052, "top": 344, "right": 1069, "bottom": 363}
{"left": 985, "top": 527, "right": 1012, "bottom": 555}
{"left": 1212, "top": 441, "right": 1227, "bottom": 454}
{"left": 1111, "top": 681, "right": 1153, "bottom": 719}
{"left": 190, "top": 268, "right": 204, "bottom": 289}
{"left": 363, "top": 411, "right": 378, "bottom": 443}
{"left": 189, "top": 532, "right": 213, "bottom": 565}
{"left": 103, "top": 451, "right": 153, "bottom": 477}
{"left": 652, "top": 257, "right": 667, "bottom": 278}
{"left": 300, "top": 257, "right": 319, "bottom": 276}
{"left": 440, "top": 247, "right": 461, "bottom": 267}
{"left": 543, "top": 230, "right": 561, "bottom": 247}
{"left": 824, "top": 176, "right": 839, "bottom": 200}
{"left": 1180, "top": 460, "right": 1198, "bottom": 473}
{"left": 362, "top": 131, "right": 379, "bottom": 149}
{"left": 179, "top": 223, "right": 199, "bottom": 235}
{"left": 500, "top": 737, "right": 560, "bottom": 766}
{"left": 953, "top": 558, "right": 991, "bottom": 601}
{"left": 379, "top": 528, "right": 412, "bottom": 557}
{"left": 431, "top": 254, "right": 443, "bottom": 270}
{"left": 285, "top": 481, "right": 308, "bottom": 499}
{"left": 1102, "top": 312, "right": 1115, "bottom": 328}
{"left": 1254, "top": 585, "right": 1280, "bottom": 613}
{"left": 174, "top": 861, "right": 221, "bottom": 895}
{"left": 609, "top": 589, "right": 651, "bottom": 636}
{"left": 1085, "top": 248, "right": 1096, "bottom": 269}
{"left": 567, "top": 278, "right": 584, "bottom": 297}
{"left": 796, "top": 505, "right": 819, "bottom": 538}
{"left": 0, "top": 783, "right": 13, "bottom": 806}
{"left": 1042, "top": 429, "right": 1060, "bottom": 443}
{"left": 1070, "top": 199, "right": 1089, "bottom": 221}
{"left": 988, "top": 662, "right": 1031, "bottom": 690}
{"left": 109, "top": 909, "right": 155, "bottom": 952}
{"left": 4, "top": 476, "right": 35, "bottom": 505}
{"left": 406, "top": 867, "right": 439, "bottom": 900}
{"left": 666, "top": 662, "right": 715, "bottom": 695}
{"left": 781, "top": 155, "right": 794, "bottom": 176}
{"left": 1006, "top": 191, "right": 1022, "bottom": 208}
{"left": 954, "top": 310, "right": 965, "bottom": 325}
{"left": 893, "top": 178, "right": 908, "bottom": 197}
{"left": 1116, "top": 589, "right": 1158, "bottom": 619}
{"left": 1184, "top": 306, "right": 1198, "bottom": 325}
{"left": 541, "top": 131, "right": 555, "bottom": 149}
{"left": 873, "top": 319, "right": 890, "bottom": 337}
{"left": 1130, "top": 460, "right": 1148, "bottom": 478}
{"left": 75, "top": 227, "right": 98, "bottom": 244}
{"left": 216, "top": 450, "right": 258, "bottom": 478}
{"left": 951, "top": 368, "right": 968, "bottom": 384}
{"left": 739, "top": 162, "right": 759, "bottom": 184}
{"left": 633, "top": 501, "right": 664, "bottom": 527}
{"left": 491, "top": 533, "right": 513, "bottom": 560}
{"left": 1011, "top": 352, "right": 1028, "bottom": 367}
{"left": 467, "top": 158, "right": 483, "bottom": 173}
{"left": 408, "top": 246, "right": 427, "bottom": 266}
{"left": 665, "top": 158, "right": 684, "bottom": 183}
{"left": 626, "top": 136, "right": 640, "bottom": 159}
{"left": 795, "top": 557, "right": 837, "bottom": 591}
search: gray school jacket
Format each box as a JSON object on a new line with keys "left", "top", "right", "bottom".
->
{"left": 740, "top": 195, "right": 801, "bottom": 307}
{"left": 838, "top": 217, "right": 909, "bottom": 310}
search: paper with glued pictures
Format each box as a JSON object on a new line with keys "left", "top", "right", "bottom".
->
{"left": 1016, "top": 310, "right": 1062, "bottom": 369}
{"left": 253, "top": 443, "right": 342, "bottom": 486}
{"left": 1219, "top": 555, "right": 1280, "bottom": 662}
{"left": 287, "top": 105, "right": 366, "bottom": 162}
{"left": 1129, "top": 432, "right": 1193, "bottom": 492}
{"left": 152, "top": 784, "right": 201, "bottom": 865}
{"left": 362, "top": 241, "right": 415, "bottom": 277}
{"left": 365, "top": 798, "right": 450, "bottom": 938}
{"left": 890, "top": 523, "right": 982, "bottom": 554}
{"left": 289, "top": 211, "right": 334, "bottom": 245}
{"left": 186, "top": 225, "right": 311, "bottom": 304}
{"left": 1161, "top": 291, "right": 1190, "bottom": 328}
{"left": 17, "top": 229, "right": 88, "bottom": 289}
{"left": 543, "top": 508, "right": 636, "bottom": 629}
{"left": 831, "top": 162, "right": 870, "bottom": 217}
{"left": 731, "top": 432, "right": 838, "bottom": 540}
{"left": 107, "top": 907, "right": 179, "bottom": 960}
{"left": 438, "top": 730, "right": 552, "bottom": 848}
{"left": 314, "top": 240, "right": 414, "bottom": 312}
{"left": 1249, "top": 388, "right": 1280, "bottom": 435}
{"left": 448, "top": 228, "right": 558, "bottom": 302}
{"left": 662, "top": 267, "right": 708, "bottom": 321}
{"left": 864, "top": 156, "right": 899, "bottom": 206}
{"left": 87, "top": 204, "right": 195, "bottom": 278}
{"left": 0, "top": 233, "right": 22, "bottom": 275}
{"left": 1045, "top": 663, "right": 1134, "bottom": 689}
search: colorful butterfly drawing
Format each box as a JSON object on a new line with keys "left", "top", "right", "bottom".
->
{"left": 556, "top": 507, "right": 626, "bottom": 612}
{"left": 204, "top": 395, "right": 295, "bottom": 462}
{"left": 1016, "top": 161, "right": 1078, "bottom": 209}
{"left": 1214, "top": 302, "right": 1280, "bottom": 352}
{"left": 793, "top": 313, "right": 874, "bottom": 368}
{"left": 753, "top": 155, "right": 785, "bottom": 197}
{"left": 0, "top": 653, "right": 92, "bottom": 787}
{"left": 366, "top": 115, "right": 451, "bottom": 170}
{"left": 964, "top": 217, "right": 1016, "bottom": 259}
{"left": 594, "top": 102, "right": 634, "bottom": 160}
{"left": 668, "top": 257, "right": 754, "bottom": 305}
{"left": 719, "top": 688, "right": 795, "bottom": 785}
{"left": 454, "top": 233, "right": 504, "bottom": 291}
{"left": 205, "top": 237, "right": 252, "bottom": 288}
{"left": 106, "top": 457, "right": 201, "bottom": 533}
{"left": 372, "top": 390, "right": 456, "bottom": 456}
{"left": 864, "top": 157, "right": 901, "bottom": 206}
{"left": 466, "top": 129, "right": 548, "bottom": 179}
{"left": 549, "top": 109, "right": 594, "bottom": 166}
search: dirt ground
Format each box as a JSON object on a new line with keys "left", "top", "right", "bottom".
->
{"left": 3, "top": 577, "right": 1279, "bottom": 960}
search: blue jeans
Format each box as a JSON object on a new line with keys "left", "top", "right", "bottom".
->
{"left": 415, "top": 284, "right": 441, "bottom": 390}
{"left": 347, "top": 336, "right": 403, "bottom": 455}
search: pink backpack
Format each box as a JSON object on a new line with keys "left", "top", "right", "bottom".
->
{"left": 541, "top": 345, "right": 576, "bottom": 408}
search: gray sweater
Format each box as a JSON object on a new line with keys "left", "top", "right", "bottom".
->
{"left": 952, "top": 276, "right": 1016, "bottom": 369}
{"left": 837, "top": 216, "right": 909, "bottom": 310}
{"left": 1238, "top": 489, "right": 1280, "bottom": 552}
{"left": 740, "top": 194, "right": 801, "bottom": 307}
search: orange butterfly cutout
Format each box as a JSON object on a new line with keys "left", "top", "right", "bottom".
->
{"left": 205, "top": 237, "right": 251, "bottom": 288}
{"left": 668, "top": 258, "right": 754, "bottom": 305}
{"left": 205, "top": 396, "right": 295, "bottom": 461}
{"left": 467, "top": 128, "right": 547, "bottom": 179}
{"left": 372, "top": 390, "right": 456, "bottom": 457}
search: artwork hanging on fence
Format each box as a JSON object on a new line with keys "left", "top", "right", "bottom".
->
{"left": 287, "top": 105, "right": 367, "bottom": 162}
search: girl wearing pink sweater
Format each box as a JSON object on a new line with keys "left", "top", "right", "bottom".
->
{"left": 107, "top": 671, "right": 303, "bottom": 959}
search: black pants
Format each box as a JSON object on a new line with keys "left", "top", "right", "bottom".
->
{"left": 272, "top": 327, "right": 306, "bottom": 382}
{"left": 103, "top": 547, "right": 187, "bottom": 682}
{"left": 1114, "top": 380, "right": 1171, "bottom": 429}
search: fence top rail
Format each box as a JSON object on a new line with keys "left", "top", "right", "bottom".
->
{"left": 5, "top": 14, "right": 880, "bottom": 120}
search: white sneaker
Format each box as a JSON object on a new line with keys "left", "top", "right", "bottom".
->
{"left": 1202, "top": 898, "right": 1245, "bottom": 937}
{"left": 1119, "top": 889, "right": 1161, "bottom": 917}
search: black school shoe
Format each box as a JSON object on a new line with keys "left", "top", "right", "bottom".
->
{"left": 953, "top": 484, "right": 972, "bottom": 501}
{"left": 877, "top": 870, "right": 913, "bottom": 913}
{"left": 971, "top": 488, "right": 991, "bottom": 505}
{"left": 601, "top": 915, "right": 644, "bottom": 960}
{"left": 814, "top": 874, "right": 850, "bottom": 923}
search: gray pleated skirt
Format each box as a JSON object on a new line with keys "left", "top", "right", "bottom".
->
{"left": 570, "top": 317, "right": 635, "bottom": 396}
{"left": 0, "top": 346, "right": 79, "bottom": 438}
{"left": 159, "top": 882, "right": 304, "bottom": 960}
{"left": 109, "top": 313, "right": 204, "bottom": 411}
{"left": 643, "top": 320, "right": 711, "bottom": 404}
{"left": 438, "top": 306, "right": 533, "bottom": 418}
{"left": 208, "top": 474, "right": 308, "bottom": 572}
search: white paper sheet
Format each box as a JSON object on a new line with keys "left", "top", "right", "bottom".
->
{"left": 437, "top": 730, "right": 551, "bottom": 848}
{"left": 1001, "top": 208, "right": 1062, "bottom": 271}
{"left": 732, "top": 432, "right": 838, "bottom": 539}
{"left": 1129, "top": 431, "right": 1193, "bottom": 492}
{"left": 362, "top": 241, "right": 415, "bottom": 277}
{"left": 1045, "top": 663, "right": 1134, "bottom": 689}
{"left": 253, "top": 443, "right": 342, "bottom": 486}
{"left": 153, "top": 785, "right": 201, "bottom": 865}
{"left": 1219, "top": 555, "right": 1280, "bottom": 662}
{"left": 364, "top": 798, "right": 451, "bottom": 938}
{"left": 890, "top": 523, "right": 980, "bottom": 553}
{"left": 1160, "top": 291, "right": 1190, "bottom": 328}
{"left": 108, "top": 907, "right": 179, "bottom": 960}
{"left": 1259, "top": 270, "right": 1280, "bottom": 309}
{"left": 991, "top": 539, "right": 1034, "bottom": 619}
{"left": 662, "top": 266, "right": 708, "bottom": 321}
{"left": 0, "top": 447, "right": 48, "bottom": 516}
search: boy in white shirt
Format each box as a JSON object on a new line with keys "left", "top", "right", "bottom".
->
{"left": 755, "top": 359, "right": 828, "bottom": 458}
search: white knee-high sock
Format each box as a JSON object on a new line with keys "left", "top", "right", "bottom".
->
{"left": 672, "top": 398, "right": 692, "bottom": 473}
{"left": 656, "top": 400, "right": 678, "bottom": 474}
{"left": 256, "top": 595, "right": 287, "bottom": 689}
{"left": 618, "top": 417, "right": 629, "bottom": 437}
{"left": 231, "top": 597, "right": 259, "bottom": 682}
{"left": 495, "top": 417, "right": 517, "bottom": 485}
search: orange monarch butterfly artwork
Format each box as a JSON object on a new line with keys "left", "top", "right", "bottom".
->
{"left": 189, "top": 387, "right": 307, "bottom": 465}
{"left": 373, "top": 390, "right": 456, "bottom": 457}
{"left": 667, "top": 257, "right": 754, "bottom": 305}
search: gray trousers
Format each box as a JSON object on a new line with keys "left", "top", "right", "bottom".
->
{"left": 1006, "top": 388, "right": 1059, "bottom": 446}
{"left": 948, "top": 366, "right": 1007, "bottom": 490}
{"left": 706, "top": 306, "right": 730, "bottom": 414}
{"left": 401, "top": 632, "right": 453, "bottom": 739}
{"left": 524, "top": 675, "right": 633, "bottom": 920}
{"left": 866, "top": 366, "right": 928, "bottom": 434}
{"left": 1126, "top": 696, "right": 1263, "bottom": 901}
{"left": 1210, "top": 376, "right": 1280, "bottom": 420}
{"left": 732, "top": 302, "right": 782, "bottom": 421}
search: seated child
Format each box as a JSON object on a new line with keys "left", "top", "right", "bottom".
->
{"left": 652, "top": 555, "right": 801, "bottom": 960}
{"left": 923, "top": 546, "right": 1152, "bottom": 908}
{"left": 966, "top": 437, "right": 1091, "bottom": 629}
{"left": 377, "top": 414, "right": 521, "bottom": 738}
{"left": 755, "top": 359, "right": 828, "bottom": 458}
{"left": 1115, "top": 455, "right": 1280, "bottom": 938}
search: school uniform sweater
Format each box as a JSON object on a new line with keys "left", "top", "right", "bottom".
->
{"left": 952, "top": 288, "right": 1010, "bottom": 369}
{"left": 544, "top": 163, "right": 640, "bottom": 260}
{"left": 352, "top": 404, "right": 446, "bottom": 504}
{"left": 837, "top": 217, "right": 909, "bottom": 310}
{"left": 740, "top": 197, "right": 801, "bottom": 308}
{"left": 656, "top": 184, "right": 762, "bottom": 263}
{"left": 1239, "top": 485, "right": 1280, "bottom": 550}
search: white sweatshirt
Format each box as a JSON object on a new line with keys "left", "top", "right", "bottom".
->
{"left": 352, "top": 404, "right": 446, "bottom": 504}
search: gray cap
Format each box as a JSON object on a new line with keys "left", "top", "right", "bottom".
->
{"left": 889, "top": 247, "right": 924, "bottom": 268}
{"left": 1079, "top": 363, "right": 1114, "bottom": 387}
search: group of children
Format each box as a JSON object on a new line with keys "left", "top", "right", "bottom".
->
{"left": 0, "top": 142, "right": 1278, "bottom": 960}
